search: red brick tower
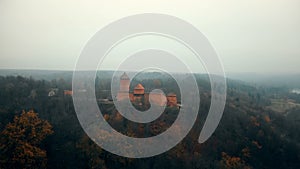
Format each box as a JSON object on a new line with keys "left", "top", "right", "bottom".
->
{"left": 117, "top": 72, "right": 131, "bottom": 101}
{"left": 120, "top": 72, "right": 130, "bottom": 92}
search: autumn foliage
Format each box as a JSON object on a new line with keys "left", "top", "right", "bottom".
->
{"left": 0, "top": 110, "right": 53, "bottom": 169}
{"left": 220, "top": 152, "right": 252, "bottom": 169}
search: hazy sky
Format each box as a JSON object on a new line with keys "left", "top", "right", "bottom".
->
{"left": 0, "top": 0, "right": 299, "bottom": 73}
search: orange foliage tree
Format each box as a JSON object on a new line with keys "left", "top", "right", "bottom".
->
{"left": 220, "top": 152, "right": 252, "bottom": 169}
{"left": 0, "top": 110, "right": 53, "bottom": 169}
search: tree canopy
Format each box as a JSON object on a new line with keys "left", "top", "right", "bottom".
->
{"left": 0, "top": 110, "right": 53, "bottom": 169}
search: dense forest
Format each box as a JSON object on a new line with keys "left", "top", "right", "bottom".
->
{"left": 0, "top": 72, "right": 299, "bottom": 169}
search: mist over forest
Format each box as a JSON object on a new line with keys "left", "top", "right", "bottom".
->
{"left": 0, "top": 69, "right": 299, "bottom": 169}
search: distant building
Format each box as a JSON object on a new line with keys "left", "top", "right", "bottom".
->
{"left": 166, "top": 93, "right": 178, "bottom": 107}
{"left": 48, "top": 90, "right": 56, "bottom": 97}
{"left": 48, "top": 88, "right": 58, "bottom": 97}
{"left": 116, "top": 72, "right": 177, "bottom": 107}
{"left": 64, "top": 90, "right": 73, "bottom": 96}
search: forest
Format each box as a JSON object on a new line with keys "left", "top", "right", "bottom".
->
{"left": 0, "top": 72, "right": 299, "bottom": 169}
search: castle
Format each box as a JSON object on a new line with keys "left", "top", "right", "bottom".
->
{"left": 116, "top": 72, "right": 178, "bottom": 107}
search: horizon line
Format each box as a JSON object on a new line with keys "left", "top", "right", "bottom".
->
{"left": 0, "top": 68, "right": 299, "bottom": 75}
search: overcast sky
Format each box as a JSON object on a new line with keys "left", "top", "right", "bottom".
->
{"left": 0, "top": 0, "right": 299, "bottom": 73}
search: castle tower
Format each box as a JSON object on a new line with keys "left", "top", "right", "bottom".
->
{"left": 120, "top": 72, "right": 130, "bottom": 92}
{"left": 117, "top": 72, "right": 131, "bottom": 101}
{"left": 133, "top": 83, "right": 145, "bottom": 104}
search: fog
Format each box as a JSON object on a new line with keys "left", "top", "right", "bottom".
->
{"left": 0, "top": 0, "right": 299, "bottom": 73}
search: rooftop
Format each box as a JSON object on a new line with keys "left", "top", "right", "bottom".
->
{"left": 134, "top": 83, "right": 145, "bottom": 90}
{"left": 120, "top": 72, "right": 129, "bottom": 80}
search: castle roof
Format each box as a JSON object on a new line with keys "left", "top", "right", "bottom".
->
{"left": 120, "top": 72, "right": 129, "bottom": 80}
{"left": 134, "top": 83, "right": 145, "bottom": 90}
